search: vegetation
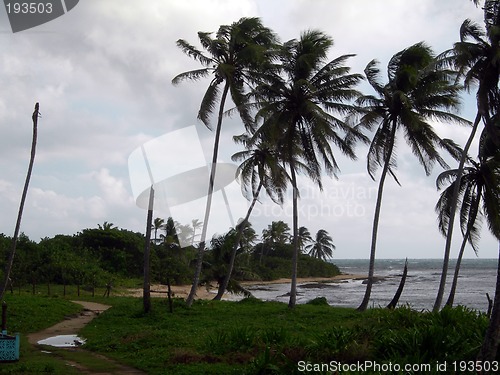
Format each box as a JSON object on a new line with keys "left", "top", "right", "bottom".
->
{"left": 1, "top": 295, "right": 493, "bottom": 375}
{"left": 2, "top": 0, "right": 500, "bottom": 369}
{"left": 0, "top": 219, "right": 339, "bottom": 298}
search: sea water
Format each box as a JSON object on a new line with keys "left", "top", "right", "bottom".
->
{"left": 243, "top": 258, "right": 498, "bottom": 312}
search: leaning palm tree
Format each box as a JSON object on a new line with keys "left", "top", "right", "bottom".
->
{"left": 172, "top": 18, "right": 278, "bottom": 306}
{"left": 213, "top": 135, "right": 289, "bottom": 300}
{"left": 436, "top": 132, "right": 499, "bottom": 308}
{"left": 356, "top": 42, "right": 466, "bottom": 312}
{"left": 253, "top": 30, "right": 364, "bottom": 308}
{"left": 306, "top": 229, "right": 335, "bottom": 261}
{"left": 203, "top": 231, "right": 257, "bottom": 299}
{"left": 434, "top": 0, "right": 500, "bottom": 311}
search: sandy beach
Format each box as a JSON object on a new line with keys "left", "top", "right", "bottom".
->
{"left": 122, "top": 274, "right": 366, "bottom": 300}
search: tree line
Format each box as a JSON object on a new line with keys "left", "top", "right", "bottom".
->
{"left": 170, "top": 0, "right": 500, "bottom": 364}
{"left": 0, "top": 219, "right": 338, "bottom": 295}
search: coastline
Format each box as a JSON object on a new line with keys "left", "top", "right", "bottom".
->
{"left": 122, "top": 273, "right": 366, "bottom": 300}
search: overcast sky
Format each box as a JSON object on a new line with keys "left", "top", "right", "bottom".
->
{"left": 0, "top": 0, "right": 496, "bottom": 259}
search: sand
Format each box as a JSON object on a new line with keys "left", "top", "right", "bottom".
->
{"left": 120, "top": 274, "right": 366, "bottom": 300}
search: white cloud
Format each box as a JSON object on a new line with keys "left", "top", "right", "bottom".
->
{"left": 0, "top": 0, "right": 496, "bottom": 258}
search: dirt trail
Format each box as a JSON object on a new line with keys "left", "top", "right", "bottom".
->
{"left": 28, "top": 300, "right": 146, "bottom": 375}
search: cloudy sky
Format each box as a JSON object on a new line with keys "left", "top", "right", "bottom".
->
{"left": 0, "top": 0, "right": 496, "bottom": 259}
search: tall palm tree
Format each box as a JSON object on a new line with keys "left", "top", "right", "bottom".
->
{"left": 214, "top": 135, "right": 288, "bottom": 300}
{"left": 254, "top": 30, "right": 364, "bottom": 308}
{"left": 434, "top": 0, "right": 500, "bottom": 311}
{"left": 306, "top": 229, "right": 335, "bottom": 261}
{"left": 436, "top": 132, "right": 500, "bottom": 308}
{"left": 152, "top": 217, "right": 165, "bottom": 244}
{"left": 356, "top": 42, "right": 466, "bottom": 312}
{"left": 172, "top": 17, "right": 278, "bottom": 306}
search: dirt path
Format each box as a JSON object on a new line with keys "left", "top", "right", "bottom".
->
{"left": 27, "top": 301, "right": 110, "bottom": 345}
{"left": 28, "top": 300, "right": 147, "bottom": 375}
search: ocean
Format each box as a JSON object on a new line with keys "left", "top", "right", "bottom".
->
{"left": 242, "top": 258, "right": 498, "bottom": 312}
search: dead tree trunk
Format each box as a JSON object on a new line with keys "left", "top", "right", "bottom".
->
{"left": 387, "top": 259, "right": 408, "bottom": 309}
{"left": 0, "top": 103, "right": 39, "bottom": 301}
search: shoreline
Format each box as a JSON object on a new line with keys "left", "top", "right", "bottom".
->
{"left": 122, "top": 273, "right": 367, "bottom": 300}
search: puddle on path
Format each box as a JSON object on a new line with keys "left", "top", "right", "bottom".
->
{"left": 37, "top": 334, "right": 86, "bottom": 347}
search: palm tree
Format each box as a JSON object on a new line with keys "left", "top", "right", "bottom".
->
{"left": 434, "top": 0, "right": 500, "bottom": 311}
{"left": 213, "top": 135, "right": 288, "bottom": 300}
{"left": 98, "top": 221, "right": 116, "bottom": 231}
{"left": 152, "top": 217, "right": 165, "bottom": 244}
{"left": 306, "top": 229, "right": 335, "bottom": 261}
{"left": 172, "top": 17, "right": 278, "bottom": 306}
{"left": 160, "top": 217, "right": 179, "bottom": 246}
{"left": 203, "top": 231, "right": 256, "bottom": 299}
{"left": 190, "top": 219, "right": 203, "bottom": 245}
{"left": 262, "top": 221, "right": 291, "bottom": 251}
{"left": 298, "top": 226, "right": 313, "bottom": 254}
{"left": 0, "top": 103, "right": 39, "bottom": 301}
{"left": 356, "top": 42, "right": 466, "bottom": 312}
{"left": 253, "top": 30, "right": 364, "bottom": 308}
{"left": 436, "top": 132, "right": 500, "bottom": 308}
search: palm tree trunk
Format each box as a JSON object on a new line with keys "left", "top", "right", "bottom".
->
{"left": 358, "top": 124, "right": 397, "bottom": 312}
{"left": 288, "top": 165, "right": 300, "bottom": 309}
{"left": 186, "top": 81, "right": 230, "bottom": 307}
{"left": 143, "top": 186, "right": 154, "bottom": 313}
{"left": 0, "top": 103, "right": 39, "bottom": 301}
{"left": 214, "top": 182, "right": 263, "bottom": 300}
{"left": 477, "top": 241, "right": 500, "bottom": 367}
{"left": 445, "top": 194, "right": 481, "bottom": 308}
{"left": 434, "top": 112, "right": 481, "bottom": 311}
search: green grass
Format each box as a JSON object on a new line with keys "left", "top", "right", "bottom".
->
{"left": 0, "top": 294, "right": 82, "bottom": 374}
{"left": 1, "top": 293, "right": 493, "bottom": 374}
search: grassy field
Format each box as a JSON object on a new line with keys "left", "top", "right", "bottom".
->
{"left": 0, "top": 292, "right": 492, "bottom": 374}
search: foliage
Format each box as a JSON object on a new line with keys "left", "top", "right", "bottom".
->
{"left": 73, "top": 297, "right": 490, "bottom": 374}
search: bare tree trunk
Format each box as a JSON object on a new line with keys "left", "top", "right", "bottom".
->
{"left": 445, "top": 193, "right": 480, "bottom": 308}
{"left": 358, "top": 124, "right": 397, "bottom": 312}
{"left": 166, "top": 277, "right": 173, "bottom": 313}
{"left": 0, "top": 103, "right": 39, "bottom": 301}
{"left": 143, "top": 186, "right": 154, "bottom": 313}
{"left": 387, "top": 259, "right": 408, "bottom": 309}
{"left": 434, "top": 112, "right": 480, "bottom": 312}
{"left": 288, "top": 166, "right": 299, "bottom": 309}
{"left": 214, "top": 183, "right": 263, "bottom": 300}
{"left": 478, "top": 241, "right": 500, "bottom": 368}
{"left": 186, "top": 82, "right": 230, "bottom": 307}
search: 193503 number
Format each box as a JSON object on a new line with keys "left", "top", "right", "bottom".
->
{"left": 6, "top": 2, "right": 53, "bottom": 14}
